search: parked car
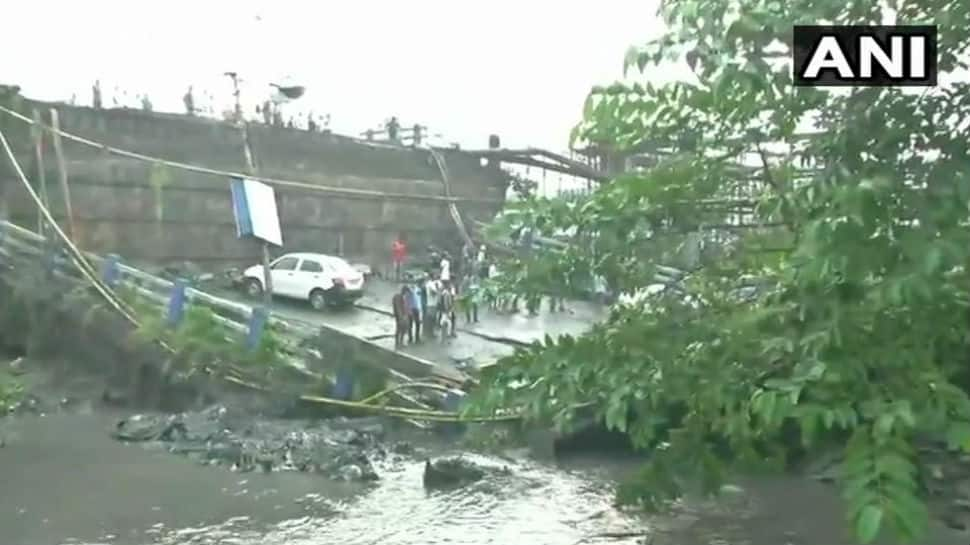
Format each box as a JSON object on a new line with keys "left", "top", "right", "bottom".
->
{"left": 242, "top": 252, "right": 365, "bottom": 309}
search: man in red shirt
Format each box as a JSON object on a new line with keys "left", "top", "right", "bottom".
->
{"left": 391, "top": 235, "right": 407, "bottom": 281}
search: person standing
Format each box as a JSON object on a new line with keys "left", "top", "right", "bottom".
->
{"left": 424, "top": 274, "right": 440, "bottom": 338}
{"left": 439, "top": 252, "right": 451, "bottom": 284}
{"left": 487, "top": 261, "right": 501, "bottom": 310}
{"left": 262, "top": 100, "right": 273, "bottom": 124}
{"left": 387, "top": 116, "right": 400, "bottom": 142}
{"left": 408, "top": 282, "right": 423, "bottom": 343}
{"left": 427, "top": 246, "right": 441, "bottom": 271}
{"left": 526, "top": 291, "right": 541, "bottom": 316}
{"left": 476, "top": 245, "right": 487, "bottom": 278}
{"left": 392, "top": 235, "right": 407, "bottom": 281}
{"left": 462, "top": 273, "right": 480, "bottom": 324}
{"left": 549, "top": 293, "right": 567, "bottom": 313}
{"left": 182, "top": 85, "right": 193, "bottom": 116}
{"left": 593, "top": 274, "right": 610, "bottom": 305}
{"left": 448, "top": 282, "right": 459, "bottom": 337}
{"left": 461, "top": 242, "right": 474, "bottom": 279}
{"left": 439, "top": 282, "right": 457, "bottom": 338}
{"left": 93, "top": 80, "right": 103, "bottom": 110}
{"left": 419, "top": 274, "right": 429, "bottom": 326}
{"left": 549, "top": 271, "right": 567, "bottom": 313}
{"left": 392, "top": 286, "right": 410, "bottom": 349}
{"left": 402, "top": 285, "right": 416, "bottom": 344}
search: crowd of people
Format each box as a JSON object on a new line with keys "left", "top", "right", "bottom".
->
{"left": 389, "top": 236, "right": 491, "bottom": 350}
{"left": 386, "top": 230, "right": 610, "bottom": 351}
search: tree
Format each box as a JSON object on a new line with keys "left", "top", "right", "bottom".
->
{"left": 470, "top": 1, "right": 970, "bottom": 542}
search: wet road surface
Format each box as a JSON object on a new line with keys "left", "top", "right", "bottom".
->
{"left": 214, "top": 277, "right": 606, "bottom": 374}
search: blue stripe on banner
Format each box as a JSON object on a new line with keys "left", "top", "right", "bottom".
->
{"left": 230, "top": 177, "right": 254, "bottom": 238}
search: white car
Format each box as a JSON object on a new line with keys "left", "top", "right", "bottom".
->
{"left": 242, "top": 252, "right": 365, "bottom": 310}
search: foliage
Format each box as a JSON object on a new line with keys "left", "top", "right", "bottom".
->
{"left": 122, "top": 287, "right": 287, "bottom": 381}
{"left": 0, "top": 371, "right": 23, "bottom": 412}
{"left": 507, "top": 172, "right": 539, "bottom": 200}
{"left": 460, "top": 422, "right": 518, "bottom": 453}
{"left": 471, "top": 0, "right": 970, "bottom": 542}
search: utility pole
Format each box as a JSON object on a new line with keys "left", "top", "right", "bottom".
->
{"left": 226, "top": 71, "right": 273, "bottom": 307}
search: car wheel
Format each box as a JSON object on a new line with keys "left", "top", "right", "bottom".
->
{"left": 245, "top": 279, "right": 263, "bottom": 299}
{"left": 309, "top": 289, "right": 327, "bottom": 310}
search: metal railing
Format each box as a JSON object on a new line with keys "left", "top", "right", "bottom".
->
{"left": 0, "top": 219, "right": 465, "bottom": 415}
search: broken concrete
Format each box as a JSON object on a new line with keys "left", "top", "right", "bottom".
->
{"left": 111, "top": 407, "right": 400, "bottom": 482}
{"left": 422, "top": 456, "right": 513, "bottom": 490}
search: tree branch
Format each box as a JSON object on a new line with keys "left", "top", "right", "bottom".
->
{"left": 755, "top": 141, "right": 798, "bottom": 234}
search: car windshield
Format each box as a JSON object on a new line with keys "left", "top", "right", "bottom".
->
{"left": 326, "top": 257, "right": 356, "bottom": 276}
{"left": 270, "top": 256, "right": 298, "bottom": 270}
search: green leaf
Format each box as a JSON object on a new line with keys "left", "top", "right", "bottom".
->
{"left": 582, "top": 95, "right": 595, "bottom": 120}
{"left": 823, "top": 410, "right": 836, "bottom": 430}
{"left": 856, "top": 504, "right": 883, "bottom": 543}
{"left": 923, "top": 245, "right": 943, "bottom": 275}
{"left": 874, "top": 413, "right": 895, "bottom": 439}
{"left": 945, "top": 422, "right": 970, "bottom": 452}
{"left": 894, "top": 401, "right": 915, "bottom": 428}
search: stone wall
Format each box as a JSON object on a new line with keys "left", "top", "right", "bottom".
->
{"left": 306, "top": 323, "right": 451, "bottom": 385}
{"left": 0, "top": 96, "right": 508, "bottom": 268}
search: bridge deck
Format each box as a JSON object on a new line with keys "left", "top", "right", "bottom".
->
{"left": 0, "top": 220, "right": 604, "bottom": 395}
{"left": 203, "top": 276, "right": 604, "bottom": 377}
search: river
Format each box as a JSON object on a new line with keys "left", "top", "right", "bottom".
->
{"left": 1, "top": 412, "right": 968, "bottom": 545}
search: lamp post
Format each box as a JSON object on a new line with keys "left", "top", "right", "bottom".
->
{"left": 225, "top": 71, "right": 272, "bottom": 306}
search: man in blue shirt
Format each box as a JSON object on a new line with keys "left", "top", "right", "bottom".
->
{"left": 408, "top": 281, "right": 423, "bottom": 343}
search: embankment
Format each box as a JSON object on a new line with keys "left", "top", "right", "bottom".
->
{"left": 0, "top": 89, "right": 509, "bottom": 267}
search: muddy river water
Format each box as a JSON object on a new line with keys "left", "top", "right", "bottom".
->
{"left": 1, "top": 412, "right": 967, "bottom": 545}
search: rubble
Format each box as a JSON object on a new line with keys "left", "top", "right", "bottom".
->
{"left": 422, "top": 456, "right": 511, "bottom": 489}
{"left": 110, "top": 406, "right": 399, "bottom": 482}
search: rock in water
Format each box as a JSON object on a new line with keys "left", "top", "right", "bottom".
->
{"left": 7, "top": 356, "right": 24, "bottom": 375}
{"left": 423, "top": 457, "right": 487, "bottom": 489}
{"left": 112, "top": 415, "right": 162, "bottom": 442}
{"left": 101, "top": 388, "right": 128, "bottom": 407}
{"left": 337, "top": 464, "right": 364, "bottom": 481}
{"left": 325, "top": 452, "right": 379, "bottom": 482}
{"left": 111, "top": 414, "right": 186, "bottom": 442}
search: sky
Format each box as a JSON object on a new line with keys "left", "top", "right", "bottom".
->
{"left": 4, "top": 0, "right": 672, "bottom": 153}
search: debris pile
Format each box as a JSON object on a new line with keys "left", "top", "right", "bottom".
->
{"left": 111, "top": 406, "right": 405, "bottom": 482}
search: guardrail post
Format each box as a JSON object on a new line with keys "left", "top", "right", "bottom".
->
{"left": 43, "top": 241, "right": 60, "bottom": 277}
{"left": 102, "top": 254, "right": 121, "bottom": 287}
{"left": 0, "top": 222, "right": 5, "bottom": 263}
{"left": 166, "top": 278, "right": 188, "bottom": 326}
{"left": 332, "top": 367, "right": 355, "bottom": 400}
{"left": 246, "top": 306, "right": 269, "bottom": 350}
{"left": 443, "top": 390, "right": 465, "bottom": 435}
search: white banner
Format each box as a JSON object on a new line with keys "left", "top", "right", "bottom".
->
{"left": 229, "top": 176, "right": 283, "bottom": 246}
